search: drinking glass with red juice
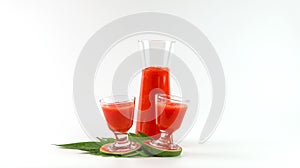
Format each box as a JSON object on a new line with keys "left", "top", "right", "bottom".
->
{"left": 100, "top": 95, "right": 140, "bottom": 154}
{"left": 136, "top": 40, "right": 175, "bottom": 138}
{"left": 147, "top": 94, "right": 189, "bottom": 150}
{"left": 156, "top": 100, "right": 188, "bottom": 134}
{"left": 101, "top": 101, "right": 134, "bottom": 133}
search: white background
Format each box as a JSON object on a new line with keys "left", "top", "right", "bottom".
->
{"left": 0, "top": 0, "right": 300, "bottom": 167}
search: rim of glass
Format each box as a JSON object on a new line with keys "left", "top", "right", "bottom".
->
{"left": 156, "top": 94, "right": 190, "bottom": 103}
{"left": 99, "top": 95, "right": 135, "bottom": 104}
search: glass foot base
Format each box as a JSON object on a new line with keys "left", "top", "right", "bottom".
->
{"left": 100, "top": 142, "right": 141, "bottom": 155}
{"left": 149, "top": 139, "right": 180, "bottom": 150}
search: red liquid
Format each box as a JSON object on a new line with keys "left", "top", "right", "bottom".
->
{"left": 101, "top": 102, "right": 134, "bottom": 133}
{"left": 157, "top": 102, "right": 187, "bottom": 133}
{"left": 136, "top": 67, "right": 170, "bottom": 137}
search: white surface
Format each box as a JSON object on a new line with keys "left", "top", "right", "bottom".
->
{"left": 0, "top": 0, "right": 300, "bottom": 167}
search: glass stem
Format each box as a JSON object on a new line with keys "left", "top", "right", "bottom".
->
{"left": 169, "top": 134, "right": 174, "bottom": 144}
{"left": 159, "top": 131, "right": 171, "bottom": 144}
{"left": 114, "top": 132, "right": 130, "bottom": 148}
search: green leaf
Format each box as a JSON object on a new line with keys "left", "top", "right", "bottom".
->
{"left": 56, "top": 142, "right": 101, "bottom": 151}
{"left": 137, "top": 132, "right": 150, "bottom": 137}
{"left": 55, "top": 133, "right": 180, "bottom": 158}
{"left": 56, "top": 133, "right": 152, "bottom": 157}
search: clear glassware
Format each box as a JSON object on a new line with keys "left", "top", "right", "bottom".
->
{"left": 136, "top": 40, "right": 175, "bottom": 138}
{"left": 99, "top": 95, "right": 140, "bottom": 154}
{"left": 149, "top": 94, "right": 189, "bottom": 150}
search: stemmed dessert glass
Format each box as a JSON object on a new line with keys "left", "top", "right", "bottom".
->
{"left": 149, "top": 94, "right": 189, "bottom": 150}
{"left": 99, "top": 95, "right": 140, "bottom": 154}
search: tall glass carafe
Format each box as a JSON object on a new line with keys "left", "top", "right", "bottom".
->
{"left": 136, "top": 40, "right": 175, "bottom": 138}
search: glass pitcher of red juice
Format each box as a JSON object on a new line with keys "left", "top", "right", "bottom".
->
{"left": 136, "top": 40, "right": 175, "bottom": 138}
